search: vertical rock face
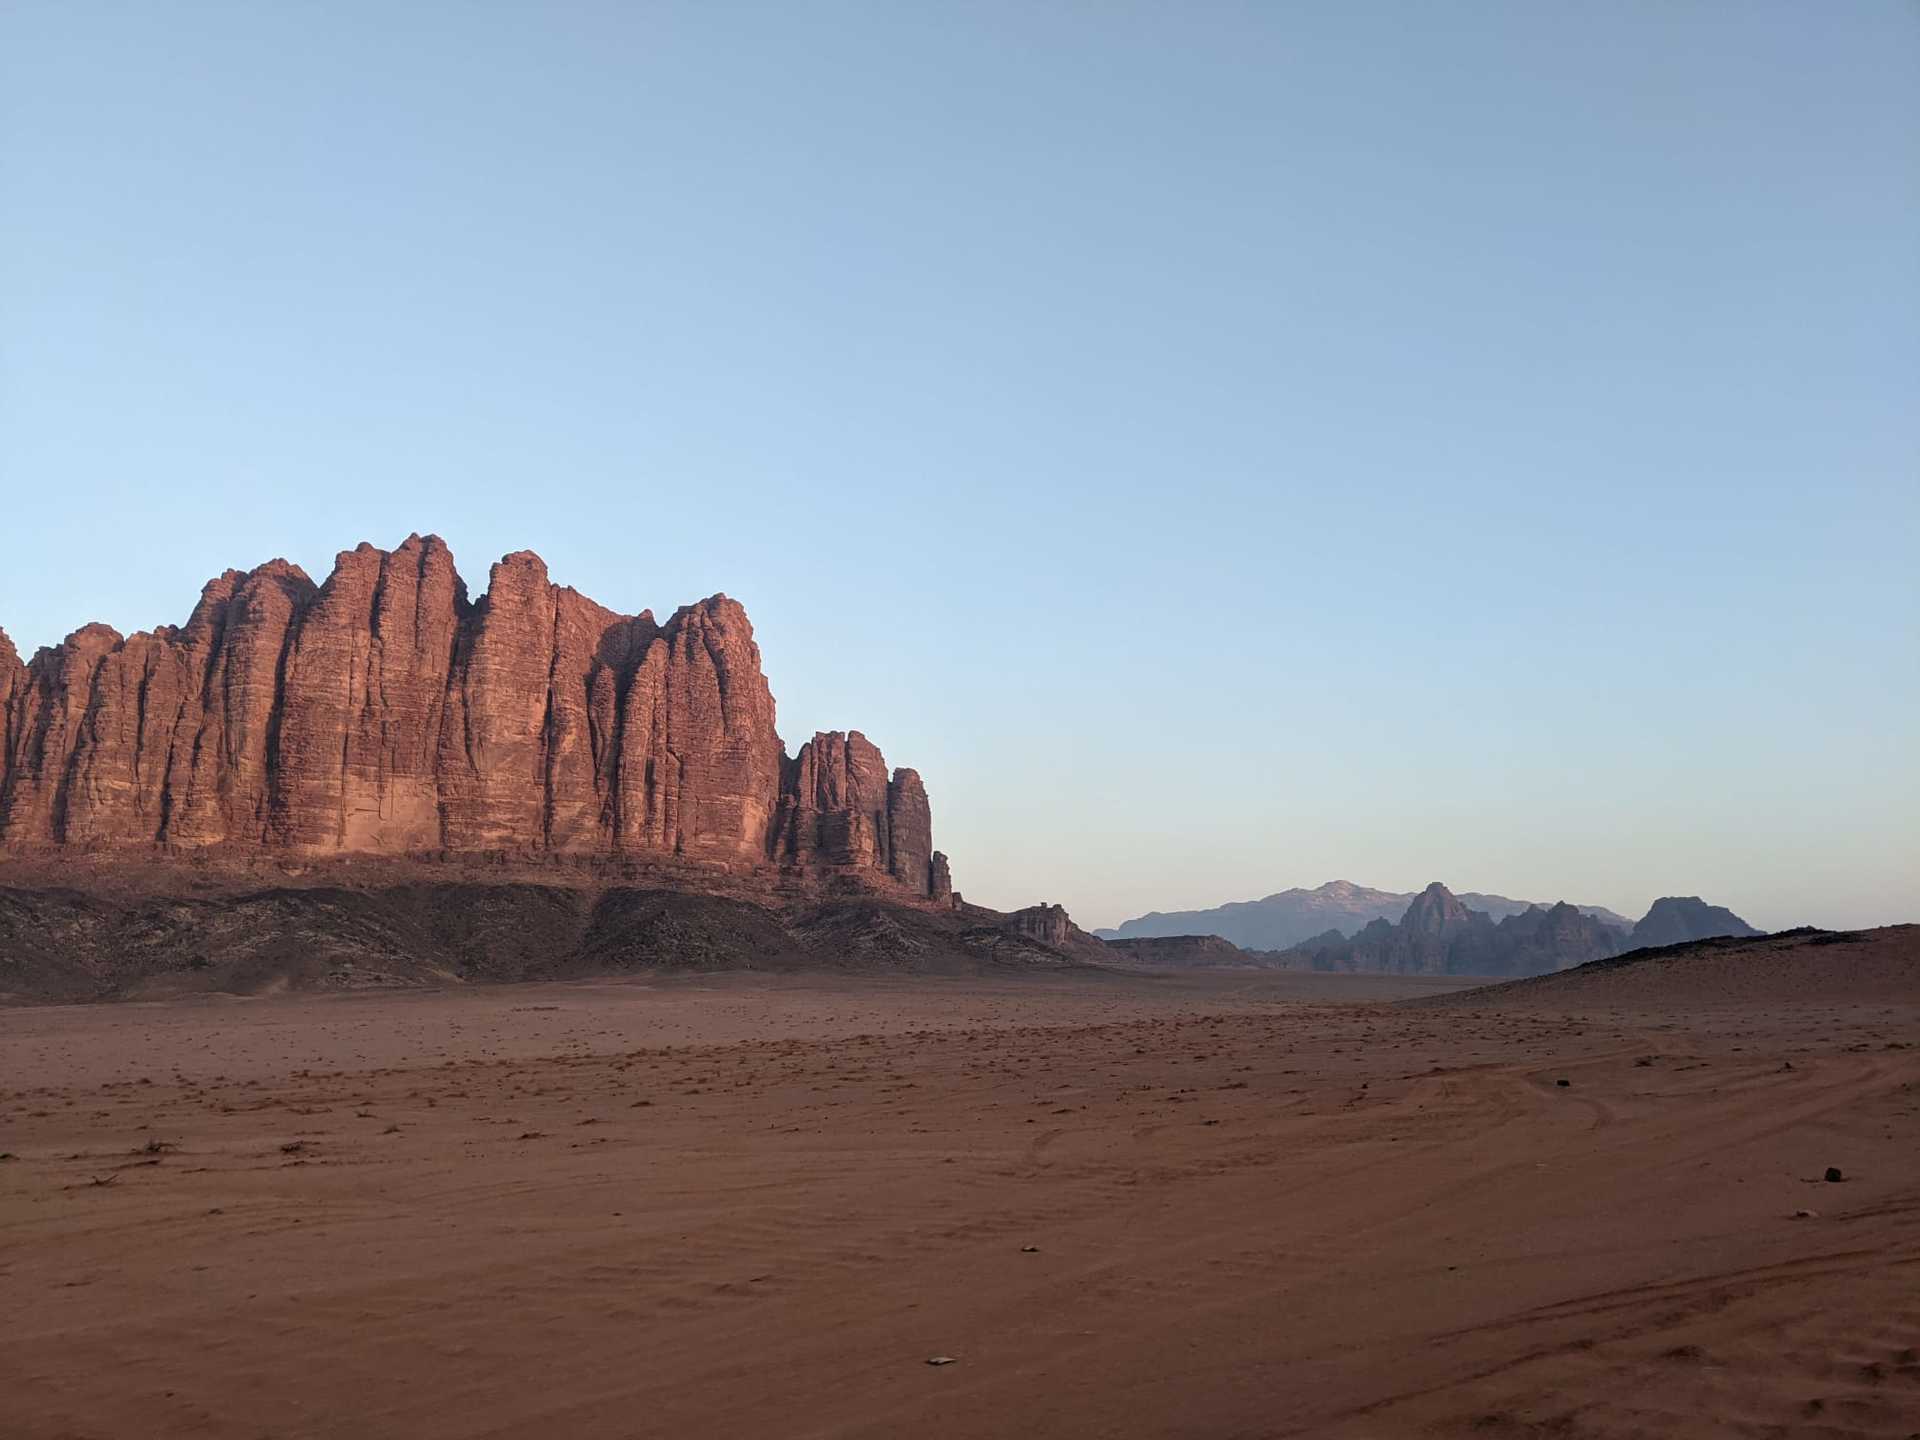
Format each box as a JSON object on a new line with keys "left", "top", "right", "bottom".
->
{"left": 173, "top": 562, "right": 318, "bottom": 846}
{"left": 770, "top": 732, "right": 942, "bottom": 895}
{"left": 1004, "top": 903, "right": 1077, "bottom": 947}
{"left": 272, "top": 540, "right": 451, "bottom": 850}
{"left": 885, "top": 769, "right": 933, "bottom": 894}
{"left": 0, "top": 536, "right": 943, "bottom": 898}
{"left": 1, "top": 623, "right": 126, "bottom": 845}
{"left": 0, "top": 630, "right": 23, "bottom": 778}
{"left": 613, "top": 596, "right": 782, "bottom": 866}
{"left": 436, "top": 549, "right": 558, "bottom": 852}
{"left": 775, "top": 730, "right": 892, "bottom": 870}
{"left": 542, "top": 588, "right": 654, "bottom": 854}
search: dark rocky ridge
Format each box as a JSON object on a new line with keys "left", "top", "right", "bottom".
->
{"left": 0, "top": 879, "right": 1111, "bottom": 1004}
{"left": 0, "top": 535, "right": 948, "bottom": 899}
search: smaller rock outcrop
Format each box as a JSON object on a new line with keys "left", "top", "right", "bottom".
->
{"left": 1005, "top": 903, "right": 1077, "bottom": 948}
{"left": 986, "top": 902, "right": 1114, "bottom": 965}
{"left": 1104, "top": 934, "right": 1258, "bottom": 969}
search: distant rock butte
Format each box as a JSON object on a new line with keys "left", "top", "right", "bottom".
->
{"left": 0, "top": 535, "right": 948, "bottom": 900}
{"left": 1630, "top": 896, "right": 1763, "bottom": 949}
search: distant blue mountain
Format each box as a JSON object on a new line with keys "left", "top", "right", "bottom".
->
{"left": 1094, "top": 879, "right": 1635, "bottom": 951}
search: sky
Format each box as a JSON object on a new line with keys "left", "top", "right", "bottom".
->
{"left": 2, "top": 2, "right": 1915, "bottom": 933}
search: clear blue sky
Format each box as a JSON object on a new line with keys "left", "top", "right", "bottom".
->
{"left": 3, "top": 2, "right": 1915, "bottom": 931}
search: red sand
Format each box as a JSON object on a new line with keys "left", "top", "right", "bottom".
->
{"left": 3, "top": 942, "right": 1916, "bottom": 1438}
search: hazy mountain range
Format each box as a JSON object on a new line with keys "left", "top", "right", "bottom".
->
{"left": 1281, "top": 883, "right": 1620, "bottom": 977}
{"left": 1096, "top": 880, "right": 1636, "bottom": 951}
{"left": 1100, "top": 884, "right": 1763, "bottom": 979}
{"left": 1284, "top": 885, "right": 1764, "bottom": 977}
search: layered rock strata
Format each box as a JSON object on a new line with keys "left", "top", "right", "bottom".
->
{"left": 0, "top": 535, "right": 949, "bottom": 899}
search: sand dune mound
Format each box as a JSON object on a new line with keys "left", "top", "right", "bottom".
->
{"left": 1421, "top": 924, "right": 1918, "bottom": 1009}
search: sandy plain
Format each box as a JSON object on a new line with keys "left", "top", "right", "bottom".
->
{"left": 2, "top": 941, "right": 1916, "bottom": 1439}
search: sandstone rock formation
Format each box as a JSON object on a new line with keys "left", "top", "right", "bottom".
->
{"left": 772, "top": 730, "right": 932, "bottom": 888}
{"left": 0, "top": 536, "right": 949, "bottom": 900}
{"left": 1005, "top": 903, "right": 1078, "bottom": 949}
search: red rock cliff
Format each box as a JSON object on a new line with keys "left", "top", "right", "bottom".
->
{"left": 0, "top": 535, "right": 949, "bottom": 898}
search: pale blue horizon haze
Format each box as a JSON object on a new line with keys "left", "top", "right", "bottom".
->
{"left": 2, "top": 3, "right": 1915, "bottom": 932}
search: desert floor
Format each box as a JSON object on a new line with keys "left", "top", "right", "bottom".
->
{"left": 3, "top": 966, "right": 1916, "bottom": 1439}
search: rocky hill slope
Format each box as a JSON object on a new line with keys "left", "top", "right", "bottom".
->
{"left": 0, "top": 876, "right": 1115, "bottom": 1004}
{"left": 0, "top": 535, "right": 950, "bottom": 901}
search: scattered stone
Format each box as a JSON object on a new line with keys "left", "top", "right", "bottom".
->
{"left": 1555, "top": 1079, "right": 1571, "bottom": 1088}
{"left": 925, "top": 1356, "right": 957, "bottom": 1367}
{"left": 1021, "top": 1245, "right": 1040, "bottom": 1253}
{"left": 1793, "top": 1209, "right": 1818, "bottom": 1219}
{"left": 1823, "top": 1166, "right": 1844, "bottom": 1183}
